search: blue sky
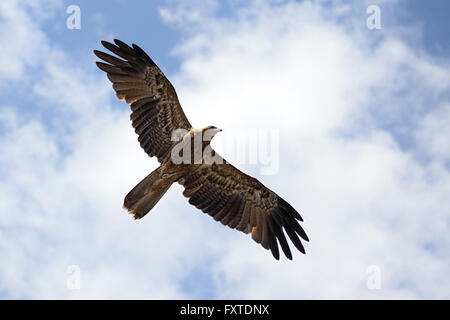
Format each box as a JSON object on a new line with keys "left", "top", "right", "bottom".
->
{"left": 0, "top": 0, "right": 450, "bottom": 299}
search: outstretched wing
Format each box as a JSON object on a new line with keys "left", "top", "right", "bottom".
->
{"left": 94, "top": 39, "right": 192, "bottom": 162}
{"left": 180, "top": 155, "right": 309, "bottom": 260}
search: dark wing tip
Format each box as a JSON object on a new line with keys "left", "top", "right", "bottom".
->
{"left": 95, "top": 61, "right": 110, "bottom": 71}
{"left": 113, "top": 38, "right": 128, "bottom": 47}
{"left": 101, "top": 40, "right": 112, "bottom": 46}
{"left": 132, "top": 43, "right": 156, "bottom": 65}
{"left": 270, "top": 245, "right": 280, "bottom": 260}
{"left": 101, "top": 40, "right": 119, "bottom": 52}
{"left": 268, "top": 213, "right": 293, "bottom": 260}
{"left": 271, "top": 198, "right": 309, "bottom": 257}
{"left": 93, "top": 49, "right": 106, "bottom": 60}
{"left": 113, "top": 39, "right": 137, "bottom": 57}
{"left": 294, "top": 222, "right": 309, "bottom": 242}
{"left": 302, "top": 230, "right": 310, "bottom": 242}
{"left": 278, "top": 197, "right": 303, "bottom": 221}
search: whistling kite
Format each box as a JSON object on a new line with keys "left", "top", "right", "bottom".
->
{"left": 94, "top": 40, "right": 309, "bottom": 260}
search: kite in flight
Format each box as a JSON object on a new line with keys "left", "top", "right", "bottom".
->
{"left": 94, "top": 39, "right": 309, "bottom": 260}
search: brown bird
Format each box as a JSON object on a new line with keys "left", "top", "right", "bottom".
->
{"left": 94, "top": 39, "right": 309, "bottom": 260}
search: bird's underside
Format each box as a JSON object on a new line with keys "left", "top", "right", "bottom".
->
{"left": 94, "top": 39, "right": 309, "bottom": 260}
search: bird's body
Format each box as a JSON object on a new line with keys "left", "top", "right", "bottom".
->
{"left": 94, "top": 39, "right": 309, "bottom": 260}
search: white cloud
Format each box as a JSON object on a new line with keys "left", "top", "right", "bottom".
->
{"left": 0, "top": 0, "right": 449, "bottom": 299}
{"left": 0, "top": 0, "right": 63, "bottom": 84}
{"left": 159, "top": 0, "right": 219, "bottom": 29}
{"left": 162, "top": 0, "right": 450, "bottom": 298}
{"left": 415, "top": 103, "right": 450, "bottom": 161}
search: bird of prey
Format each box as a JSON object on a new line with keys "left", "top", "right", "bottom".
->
{"left": 94, "top": 39, "right": 309, "bottom": 260}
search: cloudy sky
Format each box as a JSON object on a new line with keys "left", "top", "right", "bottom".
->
{"left": 0, "top": 0, "right": 449, "bottom": 299}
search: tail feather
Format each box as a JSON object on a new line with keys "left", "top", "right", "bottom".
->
{"left": 123, "top": 166, "right": 173, "bottom": 219}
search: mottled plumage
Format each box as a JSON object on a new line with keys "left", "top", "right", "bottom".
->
{"left": 94, "top": 39, "right": 309, "bottom": 260}
{"left": 95, "top": 39, "right": 191, "bottom": 162}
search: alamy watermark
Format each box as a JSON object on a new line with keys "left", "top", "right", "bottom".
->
{"left": 170, "top": 128, "right": 279, "bottom": 175}
{"left": 66, "top": 264, "right": 81, "bottom": 290}
{"left": 366, "top": 265, "right": 381, "bottom": 290}
{"left": 66, "top": 5, "right": 81, "bottom": 30}
{"left": 366, "top": 5, "right": 381, "bottom": 30}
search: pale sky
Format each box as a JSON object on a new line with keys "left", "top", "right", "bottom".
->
{"left": 0, "top": 0, "right": 449, "bottom": 299}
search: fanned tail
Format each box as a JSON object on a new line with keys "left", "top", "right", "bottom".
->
{"left": 123, "top": 166, "right": 173, "bottom": 219}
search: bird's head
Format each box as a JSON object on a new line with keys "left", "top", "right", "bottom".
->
{"left": 202, "top": 125, "right": 222, "bottom": 141}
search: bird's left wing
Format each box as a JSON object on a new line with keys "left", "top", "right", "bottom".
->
{"left": 180, "top": 158, "right": 309, "bottom": 260}
{"left": 94, "top": 39, "right": 192, "bottom": 162}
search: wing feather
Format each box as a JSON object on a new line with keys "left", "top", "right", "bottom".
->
{"left": 95, "top": 39, "right": 308, "bottom": 260}
{"left": 94, "top": 40, "right": 192, "bottom": 162}
{"left": 180, "top": 159, "right": 309, "bottom": 260}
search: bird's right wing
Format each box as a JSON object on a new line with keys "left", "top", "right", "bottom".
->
{"left": 94, "top": 39, "right": 192, "bottom": 162}
{"left": 180, "top": 157, "right": 309, "bottom": 260}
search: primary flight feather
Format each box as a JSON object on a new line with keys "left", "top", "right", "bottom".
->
{"left": 94, "top": 39, "right": 309, "bottom": 260}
